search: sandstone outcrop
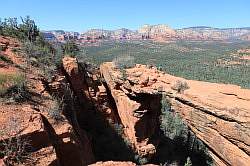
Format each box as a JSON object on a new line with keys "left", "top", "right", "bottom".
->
{"left": 100, "top": 63, "right": 162, "bottom": 159}
{"left": 0, "top": 102, "right": 93, "bottom": 166}
{"left": 0, "top": 37, "right": 95, "bottom": 166}
{"left": 62, "top": 57, "right": 92, "bottom": 103}
{"left": 0, "top": 36, "right": 23, "bottom": 65}
{"left": 61, "top": 57, "right": 120, "bottom": 123}
{"left": 100, "top": 62, "right": 250, "bottom": 166}
{"left": 62, "top": 57, "right": 161, "bottom": 159}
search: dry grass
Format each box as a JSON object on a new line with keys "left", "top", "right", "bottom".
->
{"left": 0, "top": 72, "right": 25, "bottom": 95}
{"left": 0, "top": 117, "right": 31, "bottom": 165}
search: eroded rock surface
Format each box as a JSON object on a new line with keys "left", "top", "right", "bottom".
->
{"left": 100, "top": 62, "right": 250, "bottom": 166}
{"left": 0, "top": 37, "right": 95, "bottom": 166}
{"left": 100, "top": 63, "right": 162, "bottom": 159}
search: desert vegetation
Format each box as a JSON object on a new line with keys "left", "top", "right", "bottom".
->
{"left": 0, "top": 16, "right": 39, "bottom": 42}
{"left": 62, "top": 40, "right": 80, "bottom": 57}
{"left": 112, "top": 55, "right": 135, "bottom": 69}
{"left": 155, "top": 93, "right": 213, "bottom": 166}
{"left": 0, "top": 54, "right": 13, "bottom": 64}
{"left": 0, "top": 72, "right": 25, "bottom": 97}
{"left": 0, "top": 117, "right": 32, "bottom": 165}
{"left": 171, "top": 80, "right": 190, "bottom": 94}
{"left": 0, "top": 16, "right": 80, "bottom": 83}
{"left": 80, "top": 40, "right": 250, "bottom": 88}
{"left": 48, "top": 96, "right": 64, "bottom": 121}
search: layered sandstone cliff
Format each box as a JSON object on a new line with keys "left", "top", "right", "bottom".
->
{"left": 100, "top": 62, "right": 250, "bottom": 166}
{"left": 138, "top": 24, "right": 178, "bottom": 41}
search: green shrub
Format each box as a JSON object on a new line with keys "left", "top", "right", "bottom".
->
{"left": 171, "top": 80, "right": 190, "bottom": 94}
{"left": 160, "top": 97, "right": 188, "bottom": 140}
{"left": 120, "top": 69, "right": 127, "bottom": 81}
{"left": 48, "top": 97, "right": 64, "bottom": 121}
{"left": 113, "top": 123, "right": 124, "bottom": 136}
{"left": 1, "top": 136, "right": 30, "bottom": 165}
{"left": 7, "top": 83, "right": 31, "bottom": 103}
{"left": 0, "top": 54, "right": 13, "bottom": 64}
{"left": 135, "top": 155, "right": 148, "bottom": 165}
{"left": 22, "top": 41, "right": 54, "bottom": 65}
{"left": 0, "top": 117, "right": 31, "bottom": 165}
{"left": 158, "top": 94, "right": 213, "bottom": 165}
{"left": 112, "top": 55, "right": 135, "bottom": 69}
{"left": 22, "top": 40, "right": 57, "bottom": 81}
{"left": 53, "top": 44, "right": 64, "bottom": 67}
{"left": 0, "top": 73, "right": 25, "bottom": 95}
{"left": 0, "top": 72, "right": 31, "bottom": 103}
{"left": 11, "top": 48, "right": 19, "bottom": 53}
{"left": 0, "top": 16, "right": 39, "bottom": 42}
{"left": 62, "top": 41, "right": 79, "bottom": 57}
{"left": 0, "top": 45, "right": 7, "bottom": 51}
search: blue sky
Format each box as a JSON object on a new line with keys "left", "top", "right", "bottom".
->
{"left": 0, "top": 0, "right": 249, "bottom": 32}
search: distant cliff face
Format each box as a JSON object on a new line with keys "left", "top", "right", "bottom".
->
{"left": 43, "top": 25, "right": 250, "bottom": 42}
{"left": 240, "top": 32, "right": 250, "bottom": 40}
{"left": 138, "top": 25, "right": 250, "bottom": 41}
{"left": 138, "top": 24, "right": 177, "bottom": 41}
{"left": 176, "top": 27, "right": 250, "bottom": 40}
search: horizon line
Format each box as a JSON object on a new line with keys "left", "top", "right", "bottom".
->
{"left": 41, "top": 25, "right": 250, "bottom": 33}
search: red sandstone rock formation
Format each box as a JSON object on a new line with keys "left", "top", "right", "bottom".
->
{"left": 61, "top": 57, "right": 120, "bottom": 123}
{"left": 0, "top": 37, "right": 95, "bottom": 166}
{"left": 2, "top": 35, "right": 250, "bottom": 165}
{"left": 100, "top": 63, "right": 162, "bottom": 159}
{"left": 100, "top": 62, "right": 250, "bottom": 166}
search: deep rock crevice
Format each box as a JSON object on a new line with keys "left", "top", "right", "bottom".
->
{"left": 36, "top": 58, "right": 250, "bottom": 166}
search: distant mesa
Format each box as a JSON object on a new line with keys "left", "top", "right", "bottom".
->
{"left": 42, "top": 24, "right": 250, "bottom": 43}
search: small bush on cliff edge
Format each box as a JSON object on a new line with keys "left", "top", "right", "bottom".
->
{"left": 171, "top": 79, "right": 190, "bottom": 94}
{"left": 112, "top": 55, "right": 135, "bottom": 69}
{"left": 48, "top": 96, "right": 64, "bottom": 121}
{"left": 112, "top": 55, "right": 135, "bottom": 81}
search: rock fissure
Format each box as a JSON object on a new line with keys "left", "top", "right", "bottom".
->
{"left": 174, "top": 95, "right": 242, "bottom": 123}
{"left": 219, "top": 92, "right": 250, "bottom": 101}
